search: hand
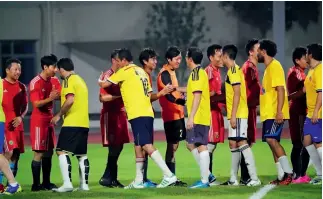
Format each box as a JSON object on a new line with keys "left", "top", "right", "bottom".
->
{"left": 311, "top": 111, "right": 319, "bottom": 124}
{"left": 12, "top": 117, "right": 22, "bottom": 128}
{"left": 186, "top": 117, "right": 194, "bottom": 130}
{"left": 302, "top": 86, "right": 306, "bottom": 93}
{"left": 275, "top": 112, "right": 284, "bottom": 124}
{"left": 160, "top": 84, "right": 174, "bottom": 96}
{"left": 210, "top": 91, "right": 216, "bottom": 97}
{"left": 230, "top": 116, "right": 237, "bottom": 129}
{"left": 49, "top": 90, "right": 60, "bottom": 100}
{"left": 50, "top": 115, "right": 61, "bottom": 125}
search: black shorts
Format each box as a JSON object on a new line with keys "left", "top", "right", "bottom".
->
{"left": 56, "top": 127, "right": 89, "bottom": 155}
{"left": 164, "top": 118, "right": 186, "bottom": 144}
{"left": 129, "top": 117, "right": 154, "bottom": 146}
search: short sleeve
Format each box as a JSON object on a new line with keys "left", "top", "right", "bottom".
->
{"left": 271, "top": 64, "right": 285, "bottom": 88}
{"left": 51, "top": 77, "right": 62, "bottom": 93}
{"left": 145, "top": 72, "right": 153, "bottom": 93}
{"left": 108, "top": 68, "right": 127, "bottom": 84}
{"left": 314, "top": 66, "right": 322, "bottom": 92}
{"left": 191, "top": 69, "right": 206, "bottom": 92}
{"left": 228, "top": 66, "right": 241, "bottom": 85}
{"left": 29, "top": 81, "right": 40, "bottom": 102}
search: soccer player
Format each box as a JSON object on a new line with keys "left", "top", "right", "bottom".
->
{"left": 221, "top": 45, "right": 260, "bottom": 186}
{"left": 99, "top": 48, "right": 178, "bottom": 189}
{"left": 156, "top": 46, "right": 187, "bottom": 186}
{"left": 51, "top": 58, "right": 90, "bottom": 192}
{"left": 99, "top": 49, "right": 130, "bottom": 188}
{"left": 257, "top": 39, "right": 293, "bottom": 185}
{"left": 139, "top": 47, "right": 174, "bottom": 187}
{"left": 2, "top": 59, "right": 28, "bottom": 181}
{"left": 183, "top": 47, "right": 211, "bottom": 188}
{"left": 303, "top": 43, "right": 322, "bottom": 185}
{"left": 240, "top": 39, "right": 261, "bottom": 185}
{"left": 205, "top": 44, "right": 225, "bottom": 185}
{"left": 287, "top": 47, "right": 310, "bottom": 183}
{"left": 29, "top": 54, "right": 61, "bottom": 191}
{"left": 0, "top": 70, "right": 22, "bottom": 195}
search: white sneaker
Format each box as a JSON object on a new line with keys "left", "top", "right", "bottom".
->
{"left": 247, "top": 179, "right": 261, "bottom": 186}
{"left": 74, "top": 184, "right": 90, "bottom": 191}
{"left": 124, "top": 181, "right": 145, "bottom": 189}
{"left": 209, "top": 180, "right": 221, "bottom": 186}
{"left": 52, "top": 183, "right": 74, "bottom": 193}
{"left": 157, "top": 175, "right": 177, "bottom": 188}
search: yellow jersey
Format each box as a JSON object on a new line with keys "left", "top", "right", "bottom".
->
{"left": 61, "top": 74, "right": 89, "bottom": 128}
{"left": 304, "top": 63, "right": 322, "bottom": 118}
{"left": 260, "top": 59, "right": 290, "bottom": 121}
{"left": 0, "top": 78, "right": 5, "bottom": 122}
{"left": 108, "top": 64, "right": 154, "bottom": 120}
{"left": 225, "top": 64, "right": 248, "bottom": 119}
{"left": 186, "top": 66, "right": 211, "bottom": 126}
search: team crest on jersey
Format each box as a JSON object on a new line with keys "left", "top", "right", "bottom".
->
{"left": 9, "top": 140, "right": 13, "bottom": 145}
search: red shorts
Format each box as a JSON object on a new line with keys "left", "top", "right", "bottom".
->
{"left": 100, "top": 111, "right": 130, "bottom": 147}
{"left": 30, "top": 117, "right": 56, "bottom": 151}
{"left": 247, "top": 108, "right": 257, "bottom": 144}
{"left": 208, "top": 110, "right": 225, "bottom": 143}
{"left": 288, "top": 112, "right": 305, "bottom": 146}
{"left": 4, "top": 125, "right": 24, "bottom": 153}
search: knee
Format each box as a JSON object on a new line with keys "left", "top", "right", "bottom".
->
{"left": 266, "top": 138, "right": 277, "bottom": 147}
{"left": 34, "top": 151, "right": 44, "bottom": 160}
{"left": 186, "top": 143, "right": 194, "bottom": 152}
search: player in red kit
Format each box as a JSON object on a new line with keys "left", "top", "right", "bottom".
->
{"left": 205, "top": 44, "right": 225, "bottom": 185}
{"left": 240, "top": 39, "right": 261, "bottom": 185}
{"left": 287, "top": 47, "right": 310, "bottom": 183}
{"left": 29, "top": 54, "right": 61, "bottom": 191}
{"left": 1, "top": 58, "right": 27, "bottom": 187}
{"left": 99, "top": 49, "right": 130, "bottom": 188}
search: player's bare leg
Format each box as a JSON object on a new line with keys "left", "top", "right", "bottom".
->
{"left": 165, "top": 142, "right": 186, "bottom": 186}
{"left": 266, "top": 138, "right": 293, "bottom": 185}
{"left": 304, "top": 135, "right": 322, "bottom": 184}
{"left": 31, "top": 151, "right": 45, "bottom": 191}
{"left": 0, "top": 154, "right": 21, "bottom": 195}
{"left": 52, "top": 151, "right": 73, "bottom": 192}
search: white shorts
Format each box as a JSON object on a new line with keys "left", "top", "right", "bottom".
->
{"left": 228, "top": 118, "right": 248, "bottom": 141}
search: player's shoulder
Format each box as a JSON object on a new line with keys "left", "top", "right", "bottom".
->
{"left": 104, "top": 68, "right": 114, "bottom": 78}
{"left": 270, "top": 59, "right": 283, "bottom": 69}
{"left": 29, "top": 75, "right": 42, "bottom": 89}
{"left": 229, "top": 64, "right": 240, "bottom": 74}
{"left": 191, "top": 66, "right": 206, "bottom": 81}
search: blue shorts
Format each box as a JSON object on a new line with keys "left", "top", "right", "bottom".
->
{"left": 129, "top": 117, "right": 154, "bottom": 146}
{"left": 186, "top": 124, "right": 210, "bottom": 146}
{"left": 0, "top": 122, "right": 4, "bottom": 154}
{"left": 304, "top": 117, "right": 322, "bottom": 143}
{"left": 262, "top": 119, "right": 284, "bottom": 142}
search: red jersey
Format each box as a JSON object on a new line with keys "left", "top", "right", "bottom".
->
{"left": 205, "top": 64, "right": 222, "bottom": 111}
{"left": 2, "top": 79, "right": 28, "bottom": 131}
{"left": 287, "top": 66, "right": 307, "bottom": 115}
{"left": 242, "top": 59, "right": 260, "bottom": 108}
{"left": 29, "top": 75, "right": 61, "bottom": 118}
{"left": 100, "top": 69, "right": 124, "bottom": 113}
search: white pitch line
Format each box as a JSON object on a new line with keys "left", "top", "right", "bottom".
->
{"left": 249, "top": 185, "right": 277, "bottom": 199}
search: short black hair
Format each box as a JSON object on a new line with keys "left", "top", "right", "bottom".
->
{"left": 207, "top": 44, "right": 222, "bottom": 60}
{"left": 187, "top": 47, "right": 203, "bottom": 65}
{"left": 165, "top": 46, "right": 181, "bottom": 61}
{"left": 292, "top": 47, "right": 307, "bottom": 65}
{"left": 5, "top": 58, "right": 21, "bottom": 69}
{"left": 57, "top": 58, "right": 74, "bottom": 71}
{"left": 245, "top": 39, "right": 259, "bottom": 56}
{"left": 41, "top": 54, "right": 58, "bottom": 70}
{"left": 307, "top": 43, "right": 322, "bottom": 61}
{"left": 222, "top": 45, "right": 238, "bottom": 60}
{"left": 117, "top": 48, "right": 133, "bottom": 62}
{"left": 259, "top": 39, "right": 277, "bottom": 57}
{"left": 111, "top": 49, "right": 120, "bottom": 61}
{"left": 139, "top": 48, "right": 157, "bottom": 66}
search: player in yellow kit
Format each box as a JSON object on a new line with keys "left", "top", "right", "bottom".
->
{"left": 98, "top": 48, "right": 177, "bottom": 189}
{"left": 258, "top": 40, "right": 293, "bottom": 185}
{"left": 303, "top": 43, "right": 322, "bottom": 185}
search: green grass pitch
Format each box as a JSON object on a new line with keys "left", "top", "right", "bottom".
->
{"left": 7, "top": 140, "right": 322, "bottom": 199}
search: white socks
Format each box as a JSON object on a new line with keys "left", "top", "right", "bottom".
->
{"left": 135, "top": 158, "right": 144, "bottom": 183}
{"left": 78, "top": 156, "right": 89, "bottom": 186}
{"left": 317, "top": 147, "right": 322, "bottom": 162}
{"left": 59, "top": 154, "right": 73, "bottom": 187}
{"left": 150, "top": 150, "right": 173, "bottom": 177}
{"left": 275, "top": 162, "right": 285, "bottom": 180}
{"left": 199, "top": 150, "right": 210, "bottom": 183}
{"left": 207, "top": 143, "right": 217, "bottom": 153}
{"left": 230, "top": 148, "right": 241, "bottom": 182}
{"left": 239, "top": 144, "right": 258, "bottom": 181}
{"left": 306, "top": 145, "right": 322, "bottom": 176}
{"left": 278, "top": 156, "right": 293, "bottom": 174}
{"left": 191, "top": 148, "right": 211, "bottom": 176}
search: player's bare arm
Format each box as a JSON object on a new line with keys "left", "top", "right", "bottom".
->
{"left": 175, "top": 87, "right": 187, "bottom": 93}
{"left": 311, "top": 92, "right": 322, "bottom": 124}
{"left": 186, "top": 92, "right": 202, "bottom": 130}
{"left": 150, "top": 83, "right": 173, "bottom": 102}
{"left": 231, "top": 85, "right": 240, "bottom": 129}
{"left": 99, "top": 93, "right": 121, "bottom": 102}
{"left": 275, "top": 86, "right": 285, "bottom": 124}
{"left": 51, "top": 95, "right": 74, "bottom": 125}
